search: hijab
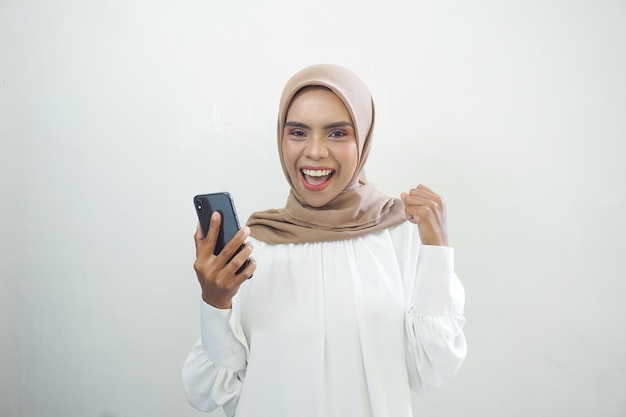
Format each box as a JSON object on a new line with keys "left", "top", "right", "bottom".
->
{"left": 247, "top": 64, "right": 406, "bottom": 244}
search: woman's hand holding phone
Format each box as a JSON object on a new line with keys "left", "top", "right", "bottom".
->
{"left": 193, "top": 211, "right": 256, "bottom": 309}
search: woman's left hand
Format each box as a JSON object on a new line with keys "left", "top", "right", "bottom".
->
{"left": 401, "top": 184, "right": 449, "bottom": 246}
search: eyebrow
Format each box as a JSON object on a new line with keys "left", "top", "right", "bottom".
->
{"left": 284, "top": 121, "right": 354, "bottom": 129}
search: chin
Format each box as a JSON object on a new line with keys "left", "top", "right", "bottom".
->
{"left": 299, "top": 193, "right": 332, "bottom": 208}
{"left": 302, "top": 198, "right": 327, "bottom": 208}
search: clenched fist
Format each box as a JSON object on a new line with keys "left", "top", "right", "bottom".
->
{"left": 400, "top": 184, "right": 449, "bottom": 246}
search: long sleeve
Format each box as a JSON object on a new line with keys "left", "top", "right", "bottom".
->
{"left": 394, "top": 227, "right": 467, "bottom": 394}
{"left": 182, "top": 228, "right": 465, "bottom": 417}
{"left": 182, "top": 300, "right": 249, "bottom": 416}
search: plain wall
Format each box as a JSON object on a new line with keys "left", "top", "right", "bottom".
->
{"left": 1, "top": 0, "right": 625, "bottom": 416}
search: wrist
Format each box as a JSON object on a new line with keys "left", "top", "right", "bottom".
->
{"left": 201, "top": 293, "right": 232, "bottom": 310}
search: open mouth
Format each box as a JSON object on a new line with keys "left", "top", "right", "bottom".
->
{"left": 301, "top": 168, "right": 335, "bottom": 188}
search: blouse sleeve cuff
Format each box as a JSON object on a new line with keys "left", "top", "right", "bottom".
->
{"left": 200, "top": 300, "right": 248, "bottom": 371}
{"left": 414, "top": 245, "right": 465, "bottom": 316}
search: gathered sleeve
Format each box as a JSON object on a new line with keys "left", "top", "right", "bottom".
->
{"left": 393, "top": 226, "right": 467, "bottom": 393}
{"left": 182, "top": 301, "right": 249, "bottom": 416}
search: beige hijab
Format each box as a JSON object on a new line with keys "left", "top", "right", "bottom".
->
{"left": 247, "top": 64, "right": 406, "bottom": 244}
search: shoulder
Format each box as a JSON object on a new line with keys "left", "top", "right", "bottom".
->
{"left": 350, "top": 221, "right": 419, "bottom": 252}
{"left": 380, "top": 220, "right": 417, "bottom": 242}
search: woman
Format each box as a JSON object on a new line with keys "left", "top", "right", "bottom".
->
{"left": 183, "top": 64, "right": 467, "bottom": 417}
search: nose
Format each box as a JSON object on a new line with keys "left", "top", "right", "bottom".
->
{"left": 305, "top": 135, "right": 329, "bottom": 160}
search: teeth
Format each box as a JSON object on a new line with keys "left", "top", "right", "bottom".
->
{"left": 302, "top": 169, "right": 333, "bottom": 177}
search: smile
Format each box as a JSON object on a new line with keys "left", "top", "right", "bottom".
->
{"left": 300, "top": 168, "right": 335, "bottom": 190}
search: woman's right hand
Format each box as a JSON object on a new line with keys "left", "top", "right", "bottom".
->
{"left": 193, "top": 211, "right": 256, "bottom": 309}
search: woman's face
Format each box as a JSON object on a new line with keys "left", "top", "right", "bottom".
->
{"left": 281, "top": 87, "right": 359, "bottom": 208}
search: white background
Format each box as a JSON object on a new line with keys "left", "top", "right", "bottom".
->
{"left": 1, "top": 0, "right": 625, "bottom": 416}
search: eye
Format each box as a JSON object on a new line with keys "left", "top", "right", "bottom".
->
{"left": 287, "top": 129, "right": 306, "bottom": 138}
{"left": 329, "top": 130, "right": 347, "bottom": 138}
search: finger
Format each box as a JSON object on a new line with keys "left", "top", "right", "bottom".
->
{"left": 194, "top": 222, "right": 203, "bottom": 243}
{"left": 402, "top": 188, "right": 436, "bottom": 203}
{"left": 405, "top": 204, "right": 435, "bottom": 220}
{"left": 232, "top": 240, "right": 254, "bottom": 264}
{"left": 409, "top": 187, "right": 436, "bottom": 198}
{"left": 408, "top": 188, "right": 445, "bottom": 207}
{"left": 404, "top": 195, "right": 445, "bottom": 224}
{"left": 203, "top": 211, "right": 221, "bottom": 256}
{"left": 194, "top": 222, "right": 204, "bottom": 256}
{"left": 218, "top": 226, "right": 251, "bottom": 262}
{"left": 227, "top": 242, "right": 254, "bottom": 275}
{"left": 242, "top": 256, "right": 257, "bottom": 280}
{"left": 235, "top": 256, "right": 257, "bottom": 283}
{"left": 403, "top": 195, "right": 441, "bottom": 209}
{"left": 416, "top": 183, "right": 436, "bottom": 194}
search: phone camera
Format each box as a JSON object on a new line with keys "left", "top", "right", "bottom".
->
{"left": 196, "top": 201, "right": 203, "bottom": 212}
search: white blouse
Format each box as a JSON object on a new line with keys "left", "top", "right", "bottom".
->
{"left": 182, "top": 221, "right": 466, "bottom": 417}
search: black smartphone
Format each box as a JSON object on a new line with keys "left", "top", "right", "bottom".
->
{"left": 194, "top": 192, "right": 250, "bottom": 275}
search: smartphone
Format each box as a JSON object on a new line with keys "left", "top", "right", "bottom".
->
{"left": 193, "top": 192, "right": 250, "bottom": 275}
